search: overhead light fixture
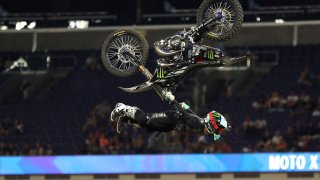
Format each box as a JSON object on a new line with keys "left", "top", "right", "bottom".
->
{"left": 27, "top": 21, "right": 36, "bottom": 29}
{"left": 94, "top": 19, "right": 102, "bottom": 23}
{"left": 68, "top": 20, "right": 89, "bottom": 29}
{"left": 15, "top": 21, "right": 27, "bottom": 30}
{"left": 256, "top": 17, "right": 261, "bottom": 22}
{"left": 68, "top": 21, "right": 76, "bottom": 29}
{"left": 275, "top": 19, "right": 285, "bottom": 24}
{"left": 0, "top": 25, "right": 8, "bottom": 30}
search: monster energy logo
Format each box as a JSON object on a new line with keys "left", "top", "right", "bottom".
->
{"left": 207, "top": 50, "right": 215, "bottom": 60}
{"left": 157, "top": 68, "right": 165, "bottom": 78}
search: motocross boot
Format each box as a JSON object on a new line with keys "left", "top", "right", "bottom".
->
{"left": 110, "top": 103, "right": 139, "bottom": 133}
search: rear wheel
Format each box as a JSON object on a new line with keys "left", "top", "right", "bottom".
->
{"left": 101, "top": 29, "right": 149, "bottom": 77}
{"left": 197, "top": 0, "right": 243, "bottom": 41}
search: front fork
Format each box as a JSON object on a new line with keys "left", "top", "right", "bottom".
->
{"left": 187, "top": 16, "right": 220, "bottom": 40}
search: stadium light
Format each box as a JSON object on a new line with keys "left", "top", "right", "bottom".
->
{"left": 68, "top": 20, "right": 89, "bottom": 29}
{"left": 27, "top": 21, "right": 36, "bottom": 29}
{"left": 0, "top": 25, "right": 8, "bottom": 30}
{"left": 256, "top": 17, "right": 261, "bottom": 22}
{"left": 94, "top": 19, "right": 102, "bottom": 23}
{"left": 15, "top": 21, "right": 27, "bottom": 30}
{"left": 275, "top": 19, "right": 285, "bottom": 24}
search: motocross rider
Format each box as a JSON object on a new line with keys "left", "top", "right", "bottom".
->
{"left": 109, "top": 32, "right": 234, "bottom": 141}
{"left": 110, "top": 92, "right": 231, "bottom": 141}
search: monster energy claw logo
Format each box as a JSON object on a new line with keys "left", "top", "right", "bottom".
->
{"left": 157, "top": 68, "right": 165, "bottom": 78}
{"left": 207, "top": 50, "right": 214, "bottom": 60}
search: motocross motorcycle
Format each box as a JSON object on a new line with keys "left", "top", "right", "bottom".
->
{"left": 101, "top": 0, "right": 246, "bottom": 112}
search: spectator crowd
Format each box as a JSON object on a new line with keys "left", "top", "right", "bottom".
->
{"left": 0, "top": 52, "right": 319, "bottom": 155}
{"left": 0, "top": 117, "right": 55, "bottom": 155}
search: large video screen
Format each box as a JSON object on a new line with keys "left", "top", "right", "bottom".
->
{"left": 1, "top": 153, "right": 319, "bottom": 175}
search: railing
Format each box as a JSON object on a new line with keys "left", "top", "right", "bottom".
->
{"left": 142, "top": 8, "right": 320, "bottom": 25}
{"left": 0, "top": 12, "right": 118, "bottom": 28}
{"left": 1, "top": 6, "right": 320, "bottom": 28}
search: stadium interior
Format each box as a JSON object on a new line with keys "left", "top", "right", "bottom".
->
{"left": 0, "top": 0, "right": 320, "bottom": 180}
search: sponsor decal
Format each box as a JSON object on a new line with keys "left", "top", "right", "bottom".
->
{"left": 207, "top": 50, "right": 215, "bottom": 60}
{"left": 269, "top": 154, "right": 319, "bottom": 171}
{"left": 157, "top": 68, "right": 165, "bottom": 78}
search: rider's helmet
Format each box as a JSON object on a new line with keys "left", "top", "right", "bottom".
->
{"left": 204, "top": 111, "right": 231, "bottom": 141}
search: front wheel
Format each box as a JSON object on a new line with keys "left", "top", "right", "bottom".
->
{"left": 197, "top": 0, "right": 244, "bottom": 41}
{"left": 101, "top": 29, "right": 149, "bottom": 77}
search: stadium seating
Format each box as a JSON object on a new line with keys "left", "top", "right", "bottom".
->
{"left": 0, "top": 45, "right": 319, "bottom": 155}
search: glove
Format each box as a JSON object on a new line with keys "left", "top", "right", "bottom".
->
{"left": 180, "top": 102, "right": 190, "bottom": 110}
{"left": 213, "top": 133, "right": 221, "bottom": 141}
{"left": 162, "top": 90, "right": 175, "bottom": 102}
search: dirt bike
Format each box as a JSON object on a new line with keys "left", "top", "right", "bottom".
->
{"left": 101, "top": 0, "right": 246, "bottom": 113}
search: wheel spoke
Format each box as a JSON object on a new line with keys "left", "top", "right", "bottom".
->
{"left": 110, "top": 59, "right": 119, "bottom": 66}
{"left": 114, "top": 38, "right": 122, "bottom": 49}
{"left": 127, "top": 61, "right": 132, "bottom": 69}
{"left": 110, "top": 42, "right": 120, "bottom": 49}
{"left": 124, "top": 35, "right": 128, "bottom": 45}
{"left": 120, "top": 36, "right": 125, "bottom": 46}
{"left": 108, "top": 52, "right": 118, "bottom": 59}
